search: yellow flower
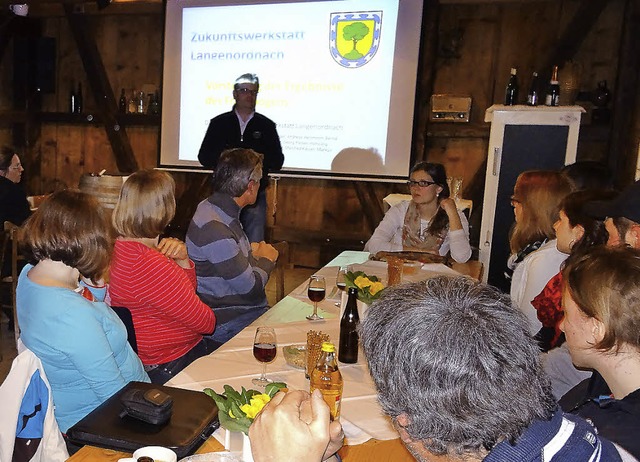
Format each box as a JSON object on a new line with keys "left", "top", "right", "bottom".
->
{"left": 369, "top": 281, "right": 384, "bottom": 295}
{"left": 354, "top": 275, "right": 373, "bottom": 289}
{"left": 239, "top": 393, "right": 271, "bottom": 419}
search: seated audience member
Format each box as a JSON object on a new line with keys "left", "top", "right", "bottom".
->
{"left": 108, "top": 170, "right": 216, "bottom": 384}
{"left": 532, "top": 190, "right": 616, "bottom": 400}
{"left": 250, "top": 277, "right": 634, "bottom": 461}
{"left": 559, "top": 247, "right": 640, "bottom": 458}
{"left": 507, "top": 170, "right": 573, "bottom": 334}
{"left": 586, "top": 180, "right": 640, "bottom": 249}
{"left": 187, "top": 148, "right": 278, "bottom": 346}
{"left": 561, "top": 160, "right": 614, "bottom": 191}
{"left": 0, "top": 145, "right": 31, "bottom": 227}
{"left": 364, "top": 162, "right": 472, "bottom": 263}
{"left": 17, "top": 190, "right": 148, "bottom": 433}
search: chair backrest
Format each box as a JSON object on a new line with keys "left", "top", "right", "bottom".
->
{"left": 110, "top": 306, "right": 138, "bottom": 353}
{"left": 270, "top": 241, "right": 290, "bottom": 303}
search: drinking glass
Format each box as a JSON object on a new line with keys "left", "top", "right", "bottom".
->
{"left": 336, "top": 266, "right": 351, "bottom": 293}
{"left": 306, "top": 275, "right": 326, "bottom": 321}
{"left": 252, "top": 326, "right": 277, "bottom": 387}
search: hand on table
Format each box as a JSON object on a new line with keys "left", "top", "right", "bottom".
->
{"left": 249, "top": 389, "right": 341, "bottom": 462}
{"left": 251, "top": 241, "right": 279, "bottom": 262}
{"left": 157, "top": 237, "right": 191, "bottom": 268}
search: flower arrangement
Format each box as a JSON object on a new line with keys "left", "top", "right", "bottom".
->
{"left": 204, "top": 382, "right": 286, "bottom": 435}
{"left": 344, "top": 271, "right": 385, "bottom": 305}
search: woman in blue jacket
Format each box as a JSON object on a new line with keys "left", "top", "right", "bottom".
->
{"left": 17, "top": 190, "right": 148, "bottom": 433}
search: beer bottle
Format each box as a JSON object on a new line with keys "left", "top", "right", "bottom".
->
{"left": 527, "top": 72, "right": 539, "bottom": 106}
{"left": 338, "top": 287, "right": 359, "bottom": 364}
{"left": 310, "top": 342, "right": 343, "bottom": 420}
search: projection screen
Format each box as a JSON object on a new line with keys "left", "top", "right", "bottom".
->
{"left": 160, "top": 0, "right": 424, "bottom": 181}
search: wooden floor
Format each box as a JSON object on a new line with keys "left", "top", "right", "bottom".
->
{"left": 0, "top": 266, "right": 317, "bottom": 384}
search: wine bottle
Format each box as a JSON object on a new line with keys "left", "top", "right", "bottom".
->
{"left": 137, "top": 90, "right": 145, "bottom": 114}
{"left": 119, "top": 88, "right": 127, "bottom": 114}
{"left": 128, "top": 90, "right": 137, "bottom": 114}
{"left": 310, "top": 342, "right": 343, "bottom": 420}
{"left": 527, "top": 72, "right": 539, "bottom": 106}
{"left": 338, "top": 287, "right": 360, "bottom": 364}
{"left": 504, "top": 67, "right": 519, "bottom": 105}
{"left": 75, "top": 82, "right": 83, "bottom": 114}
{"left": 545, "top": 65, "right": 560, "bottom": 107}
{"left": 69, "top": 82, "right": 76, "bottom": 114}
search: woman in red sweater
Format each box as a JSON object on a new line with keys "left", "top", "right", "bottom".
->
{"left": 108, "top": 169, "right": 216, "bottom": 384}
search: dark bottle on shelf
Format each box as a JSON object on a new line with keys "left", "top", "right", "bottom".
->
{"left": 75, "top": 82, "right": 83, "bottom": 114}
{"left": 119, "top": 88, "right": 127, "bottom": 114}
{"left": 504, "top": 67, "right": 519, "bottom": 105}
{"left": 338, "top": 287, "right": 360, "bottom": 364}
{"left": 526, "top": 72, "right": 539, "bottom": 106}
{"left": 148, "top": 90, "right": 161, "bottom": 115}
{"left": 545, "top": 65, "right": 560, "bottom": 106}
{"left": 69, "top": 82, "right": 76, "bottom": 114}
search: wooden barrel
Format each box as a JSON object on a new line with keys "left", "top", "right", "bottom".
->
{"left": 78, "top": 174, "right": 126, "bottom": 212}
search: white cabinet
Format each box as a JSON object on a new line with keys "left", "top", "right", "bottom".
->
{"left": 479, "top": 105, "right": 584, "bottom": 289}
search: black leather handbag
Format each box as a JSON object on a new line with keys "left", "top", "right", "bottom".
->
{"left": 66, "top": 381, "right": 219, "bottom": 458}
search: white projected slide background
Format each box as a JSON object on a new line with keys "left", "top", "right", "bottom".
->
{"left": 178, "top": 0, "right": 404, "bottom": 176}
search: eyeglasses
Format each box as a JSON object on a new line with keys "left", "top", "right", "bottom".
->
{"left": 407, "top": 180, "right": 437, "bottom": 188}
{"left": 236, "top": 88, "right": 259, "bottom": 96}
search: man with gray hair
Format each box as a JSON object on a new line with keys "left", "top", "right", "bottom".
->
{"left": 187, "top": 148, "right": 278, "bottom": 347}
{"left": 359, "top": 276, "right": 634, "bottom": 462}
{"left": 198, "top": 73, "right": 284, "bottom": 243}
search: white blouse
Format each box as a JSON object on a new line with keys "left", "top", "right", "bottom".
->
{"left": 364, "top": 200, "right": 472, "bottom": 263}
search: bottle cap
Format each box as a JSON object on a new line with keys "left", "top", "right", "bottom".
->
{"left": 321, "top": 342, "right": 335, "bottom": 353}
{"left": 510, "top": 67, "right": 517, "bottom": 75}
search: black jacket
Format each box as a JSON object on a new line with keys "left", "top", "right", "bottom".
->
{"left": 198, "top": 109, "right": 284, "bottom": 190}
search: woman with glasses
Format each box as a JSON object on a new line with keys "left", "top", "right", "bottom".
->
{"left": 0, "top": 145, "right": 31, "bottom": 226}
{"left": 507, "top": 170, "right": 573, "bottom": 336}
{"left": 364, "top": 162, "right": 471, "bottom": 263}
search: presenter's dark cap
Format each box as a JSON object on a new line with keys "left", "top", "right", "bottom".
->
{"left": 585, "top": 181, "right": 640, "bottom": 223}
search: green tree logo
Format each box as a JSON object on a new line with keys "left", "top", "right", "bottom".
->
{"left": 342, "top": 22, "right": 370, "bottom": 59}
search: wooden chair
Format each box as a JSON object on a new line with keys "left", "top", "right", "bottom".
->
{"left": 270, "top": 241, "right": 290, "bottom": 303}
{"left": 1, "top": 222, "right": 22, "bottom": 349}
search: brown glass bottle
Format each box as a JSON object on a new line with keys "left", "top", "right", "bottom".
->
{"left": 338, "top": 287, "right": 360, "bottom": 363}
{"left": 545, "top": 66, "right": 560, "bottom": 106}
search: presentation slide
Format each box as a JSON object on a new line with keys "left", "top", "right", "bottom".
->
{"left": 160, "top": 0, "right": 424, "bottom": 180}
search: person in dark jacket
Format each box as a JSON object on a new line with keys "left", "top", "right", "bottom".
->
{"left": 0, "top": 146, "right": 31, "bottom": 227}
{"left": 198, "top": 73, "right": 284, "bottom": 243}
{"left": 559, "top": 246, "right": 640, "bottom": 459}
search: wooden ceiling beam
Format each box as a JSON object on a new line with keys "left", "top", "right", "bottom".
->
{"left": 64, "top": 3, "right": 139, "bottom": 172}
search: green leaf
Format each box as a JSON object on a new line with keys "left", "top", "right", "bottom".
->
{"left": 219, "top": 410, "right": 250, "bottom": 434}
{"left": 224, "top": 384, "right": 243, "bottom": 402}
{"left": 265, "top": 382, "right": 287, "bottom": 398}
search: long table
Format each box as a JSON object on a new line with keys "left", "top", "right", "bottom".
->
{"left": 69, "top": 252, "right": 481, "bottom": 461}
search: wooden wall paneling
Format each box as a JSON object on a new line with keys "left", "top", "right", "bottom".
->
{"left": 38, "top": 125, "right": 59, "bottom": 193}
{"left": 610, "top": 0, "right": 640, "bottom": 186}
{"left": 127, "top": 126, "right": 159, "bottom": 169}
{"left": 414, "top": 0, "right": 440, "bottom": 161}
{"left": 64, "top": 4, "right": 139, "bottom": 173}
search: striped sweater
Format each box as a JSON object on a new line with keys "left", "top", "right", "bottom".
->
{"left": 186, "top": 192, "right": 275, "bottom": 324}
{"left": 108, "top": 239, "right": 216, "bottom": 365}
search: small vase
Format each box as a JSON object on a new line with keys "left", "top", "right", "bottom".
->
{"left": 223, "top": 429, "right": 254, "bottom": 462}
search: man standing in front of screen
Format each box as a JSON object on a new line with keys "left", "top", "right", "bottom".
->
{"left": 198, "top": 73, "right": 284, "bottom": 243}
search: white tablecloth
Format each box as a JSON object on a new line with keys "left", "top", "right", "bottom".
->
{"left": 167, "top": 252, "right": 463, "bottom": 446}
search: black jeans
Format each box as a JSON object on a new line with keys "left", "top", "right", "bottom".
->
{"left": 146, "top": 337, "right": 218, "bottom": 384}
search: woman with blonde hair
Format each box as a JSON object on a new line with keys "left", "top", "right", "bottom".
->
{"left": 559, "top": 246, "right": 640, "bottom": 458}
{"left": 108, "top": 169, "right": 216, "bottom": 384}
{"left": 507, "top": 170, "right": 573, "bottom": 335}
{"left": 17, "top": 190, "right": 148, "bottom": 432}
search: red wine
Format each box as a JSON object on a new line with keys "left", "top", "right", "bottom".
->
{"left": 336, "top": 282, "right": 347, "bottom": 291}
{"left": 308, "top": 287, "right": 326, "bottom": 302}
{"left": 253, "top": 343, "right": 276, "bottom": 363}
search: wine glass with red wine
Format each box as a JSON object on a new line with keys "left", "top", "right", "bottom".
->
{"left": 306, "top": 275, "right": 326, "bottom": 321}
{"left": 252, "top": 326, "right": 277, "bottom": 387}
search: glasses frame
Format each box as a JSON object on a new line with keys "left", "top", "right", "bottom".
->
{"left": 236, "top": 88, "right": 259, "bottom": 96}
{"left": 407, "top": 179, "right": 437, "bottom": 188}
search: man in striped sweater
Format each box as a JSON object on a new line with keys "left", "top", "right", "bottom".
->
{"left": 187, "top": 148, "right": 279, "bottom": 347}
